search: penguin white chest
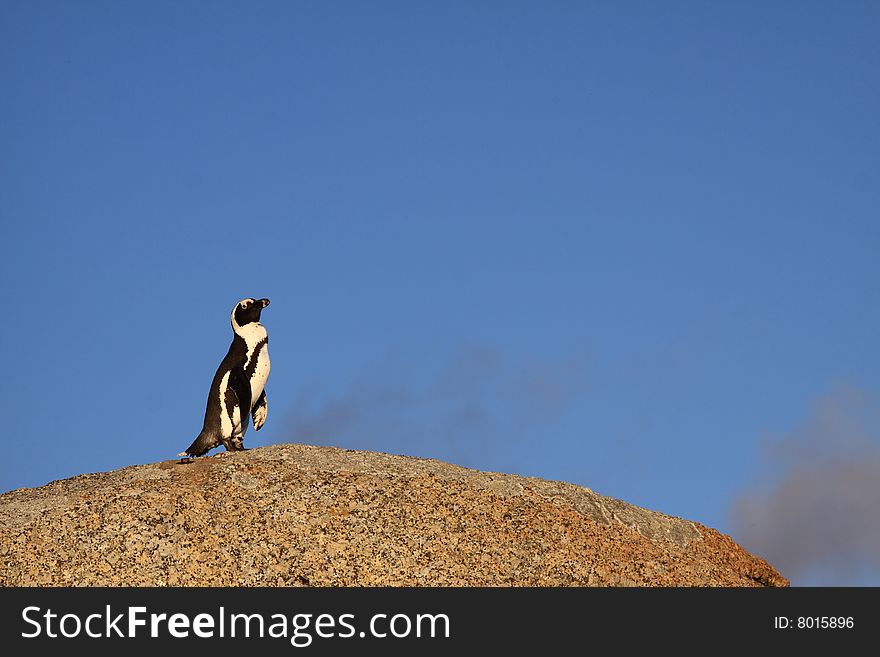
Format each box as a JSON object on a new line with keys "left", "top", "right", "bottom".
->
{"left": 238, "top": 322, "right": 271, "bottom": 411}
{"left": 249, "top": 346, "right": 270, "bottom": 407}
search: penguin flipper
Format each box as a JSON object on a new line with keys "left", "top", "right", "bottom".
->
{"left": 252, "top": 390, "right": 268, "bottom": 431}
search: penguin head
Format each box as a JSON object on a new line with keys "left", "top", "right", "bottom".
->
{"left": 232, "top": 297, "right": 270, "bottom": 327}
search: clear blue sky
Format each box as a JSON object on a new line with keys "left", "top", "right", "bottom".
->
{"left": 2, "top": 1, "right": 878, "bottom": 586}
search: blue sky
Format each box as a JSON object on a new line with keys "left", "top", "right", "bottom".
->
{"left": 2, "top": 1, "right": 878, "bottom": 586}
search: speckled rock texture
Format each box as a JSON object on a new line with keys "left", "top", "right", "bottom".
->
{"left": 0, "top": 444, "right": 787, "bottom": 587}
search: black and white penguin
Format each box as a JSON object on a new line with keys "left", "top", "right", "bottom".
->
{"left": 180, "top": 297, "right": 271, "bottom": 459}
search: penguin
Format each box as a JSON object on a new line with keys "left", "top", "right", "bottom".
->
{"left": 180, "top": 297, "right": 271, "bottom": 459}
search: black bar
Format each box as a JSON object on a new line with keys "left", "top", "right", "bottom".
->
{"left": 0, "top": 587, "right": 874, "bottom": 654}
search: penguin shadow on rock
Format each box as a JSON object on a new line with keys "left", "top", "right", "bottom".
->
{"left": 178, "top": 297, "right": 271, "bottom": 463}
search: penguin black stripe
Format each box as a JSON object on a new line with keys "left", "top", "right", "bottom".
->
{"left": 244, "top": 337, "right": 268, "bottom": 380}
{"left": 181, "top": 298, "right": 271, "bottom": 458}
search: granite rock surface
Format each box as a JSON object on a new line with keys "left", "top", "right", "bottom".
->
{"left": 0, "top": 444, "right": 787, "bottom": 586}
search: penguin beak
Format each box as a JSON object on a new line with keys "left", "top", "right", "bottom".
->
{"left": 260, "top": 298, "right": 270, "bottom": 308}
